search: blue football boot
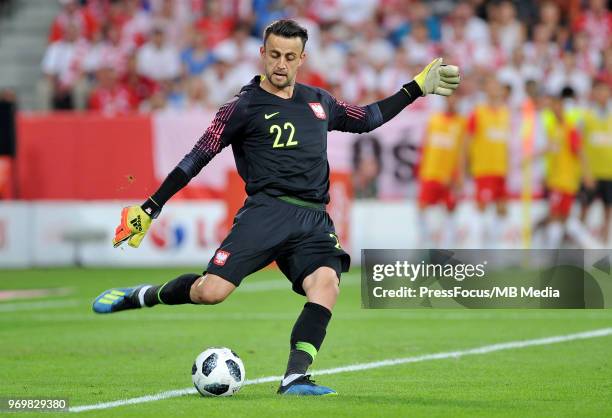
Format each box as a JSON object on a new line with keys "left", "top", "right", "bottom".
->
{"left": 92, "top": 287, "right": 143, "bottom": 314}
{"left": 277, "top": 374, "right": 337, "bottom": 396}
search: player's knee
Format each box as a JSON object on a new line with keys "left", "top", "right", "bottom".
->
{"left": 197, "top": 291, "right": 226, "bottom": 305}
{"left": 190, "top": 275, "right": 234, "bottom": 305}
{"left": 192, "top": 289, "right": 228, "bottom": 305}
{"left": 327, "top": 278, "right": 340, "bottom": 300}
{"left": 304, "top": 267, "right": 340, "bottom": 297}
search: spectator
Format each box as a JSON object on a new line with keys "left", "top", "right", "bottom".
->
{"left": 474, "top": 21, "right": 508, "bottom": 70}
{"left": 88, "top": 66, "right": 138, "bottom": 115}
{"left": 166, "top": 77, "right": 209, "bottom": 111}
{"left": 496, "top": 0, "right": 525, "bottom": 55}
{"left": 307, "top": 24, "right": 346, "bottom": 84}
{"left": 214, "top": 21, "right": 261, "bottom": 69}
{"left": 286, "top": 0, "right": 321, "bottom": 48}
{"left": 539, "top": 1, "right": 561, "bottom": 34}
{"left": 165, "top": 78, "right": 187, "bottom": 110}
{"left": 381, "top": 1, "right": 441, "bottom": 45}
{"left": 556, "top": 23, "right": 572, "bottom": 52}
{"left": 452, "top": 2, "right": 489, "bottom": 44}
{"left": 121, "top": 54, "right": 156, "bottom": 106}
{"left": 307, "top": 0, "right": 341, "bottom": 24}
{"left": 84, "top": 0, "right": 113, "bottom": 24}
{"left": 498, "top": 47, "right": 543, "bottom": 109}
{"left": 546, "top": 52, "right": 592, "bottom": 100}
{"left": 336, "top": 0, "right": 379, "bottom": 28}
{"left": 377, "top": 48, "right": 412, "bottom": 98}
{"left": 183, "top": 77, "right": 209, "bottom": 111}
{"left": 442, "top": 13, "right": 486, "bottom": 73}
{"left": 149, "top": 0, "right": 197, "bottom": 24}
{"left": 573, "top": 31, "right": 602, "bottom": 77}
{"left": 336, "top": 51, "right": 377, "bottom": 104}
{"left": 411, "top": 2, "right": 442, "bottom": 42}
{"left": 201, "top": 49, "right": 256, "bottom": 107}
{"left": 597, "top": 48, "right": 612, "bottom": 88}
{"left": 196, "top": 0, "right": 236, "bottom": 48}
{"left": 121, "top": 0, "right": 153, "bottom": 48}
{"left": 402, "top": 20, "right": 439, "bottom": 66}
{"left": 40, "top": 23, "right": 90, "bottom": 110}
{"left": 151, "top": 0, "right": 189, "bottom": 48}
{"left": 379, "top": 1, "right": 410, "bottom": 47}
{"left": 456, "top": 70, "right": 480, "bottom": 115}
{"left": 86, "top": 1, "right": 129, "bottom": 34}
{"left": 181, "top": 28, "right": 215, "bottom": 77}
{"left": 136, "top": 26, "right": 181, "bottom": 84}
{"left": 356, "top": 19, "right": 395, "bottom": 70}
{"left": 84, "top": 24, "right": 133, "bottom": 78}
{"left": 523, "top": 23, "right": 559, "bottom": 69}
{"left": 572, "top": 0, "right": 611, "bottom": 52}
{"left": 252, "top": 0, "right": 289, "bottom": 36}
{"left": 139, "top": 90, "right": 167, "bottom": 113}
{"left": 296, "top": 59, "right": 328, "bottom": 90}
{"left": 49, "top": 0, "right": 98, "bottom": 42}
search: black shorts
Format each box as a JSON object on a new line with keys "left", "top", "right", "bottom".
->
{"left": 579, "top": 180, "right": 612, "bottom": 206}
{"left": 205, "top": 192, "right": 351, "bottom": 295}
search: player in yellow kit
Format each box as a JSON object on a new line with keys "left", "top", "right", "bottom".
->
{"left": 417, "top": 93, "right": 466, "bottom": 247}
{"left": 543, "top": 93, "right": 594, "bottom": 248}
{"left": 581, "top": 79, "right": 612, "bottom": 244}
{"left": 466, "top": 76, "right": 511, "bottom": 246}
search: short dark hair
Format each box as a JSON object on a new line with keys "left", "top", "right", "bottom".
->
{"left": 263, "top": 19, "right": 308, "bottom": 51}
{"left": 560, "top": 86, "right": 575, "bottom": 99}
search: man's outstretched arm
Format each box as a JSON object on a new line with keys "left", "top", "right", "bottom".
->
{"left": 113, "top": 96, "right": 247, "bottom": 248}
{"left": 328, "top": 58, "right": 460, "bottom": 134}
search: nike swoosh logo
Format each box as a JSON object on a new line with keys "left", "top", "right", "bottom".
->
{"left": 264, "top": 112, "right": 280, "bottom": 119}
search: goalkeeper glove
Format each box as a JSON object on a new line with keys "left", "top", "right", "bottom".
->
{"left": 413, "top": 58, "right": 460, "bottom": 97}
{"left": 113, "top": 205, "right": 153, "bottom": 248}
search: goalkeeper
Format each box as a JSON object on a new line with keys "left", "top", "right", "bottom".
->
{"left": 93, "top": 19, "right": 460, "bottom": 396}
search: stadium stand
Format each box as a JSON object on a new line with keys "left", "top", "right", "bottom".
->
{"left": 24, "top": 0, "right": 611, "bottom": 114}
{"left": 0, "top": 1, "right": 60, "bottom": 110}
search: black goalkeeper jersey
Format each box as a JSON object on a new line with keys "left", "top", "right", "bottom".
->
{"left": 176, "top": 75, "right": 385, "bottom": 204}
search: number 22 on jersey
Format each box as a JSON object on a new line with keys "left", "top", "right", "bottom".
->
{"left": 270, "top": 122, "right": 299, "bottom": 148}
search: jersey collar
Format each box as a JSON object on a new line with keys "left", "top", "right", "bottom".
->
{"left": 253, "top": 75, "right": 298, "bottom": 100}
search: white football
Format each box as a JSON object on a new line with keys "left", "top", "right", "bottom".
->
{"left": 192, "top": 347, "right": 245, "bottom": 397}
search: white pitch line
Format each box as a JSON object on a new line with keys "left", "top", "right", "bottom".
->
{"left": 69, "top": 327, "right": 612, "bottom": 413}
{"left": 0, "top": 299, "right": 83, "bottom": 312}
{"left": 5, "top": 310, "right": 612, "bottom": 323}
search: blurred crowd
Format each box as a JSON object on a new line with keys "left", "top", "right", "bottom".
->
{"left": 38, "top": 0, "right": 612, "bottom": 114}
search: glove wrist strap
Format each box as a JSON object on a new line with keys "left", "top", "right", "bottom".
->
{"left": 141, "top": 197, "right": 161, "bottom": 219}
{"left": 402, "top": 80, "right": 424, "bottom": 98}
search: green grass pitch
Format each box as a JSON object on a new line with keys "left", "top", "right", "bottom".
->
{"left": 1, "top": 267, "right": 611, "bottom": 417}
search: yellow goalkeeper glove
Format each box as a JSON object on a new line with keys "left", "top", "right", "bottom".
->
{"left": 112, "top": 206, "right": 152, "bottom": 248}
{"left": 413, "top": 58, "right": 460, "bottom": 97}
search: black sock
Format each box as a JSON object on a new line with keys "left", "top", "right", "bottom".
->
{"left": 284, "top": 302, "right": 332, "bottom": 378}
{"left": 142, "top": 273, "right": 200, "bottom": 306}
{"left": 285, "top": 349, "right": 314, "bottom": 378}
